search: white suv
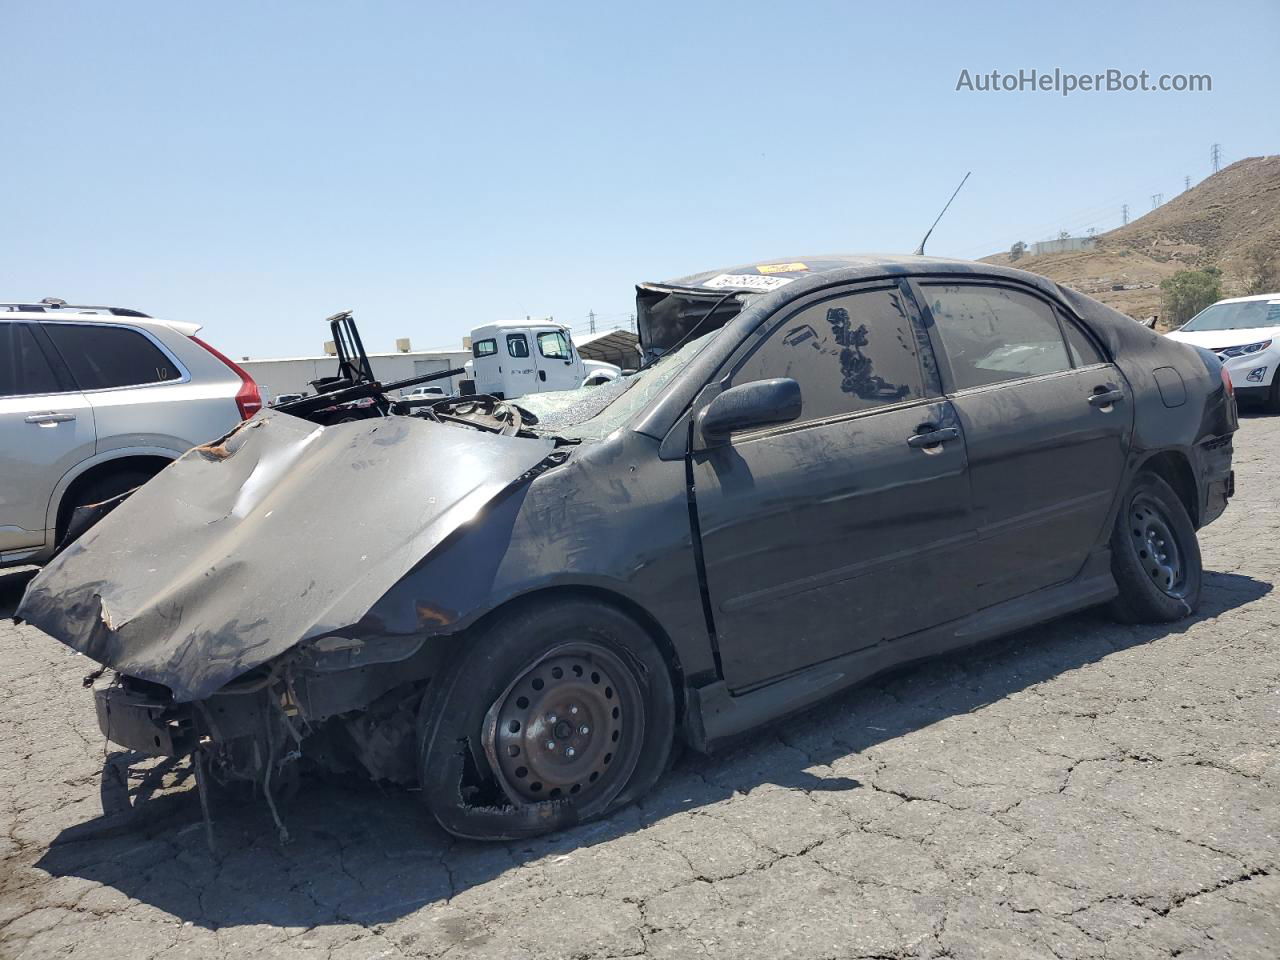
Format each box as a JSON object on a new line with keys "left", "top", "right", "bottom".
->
{"left": 1166, "top": 293, "right": 1280, "bottom": 411}
{"left": 1, "top": 300, "right": 260, "bottom": 567}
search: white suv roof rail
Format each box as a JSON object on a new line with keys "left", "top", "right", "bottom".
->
{"left": 0, "top": 298, "right": 152, "bottom": 318}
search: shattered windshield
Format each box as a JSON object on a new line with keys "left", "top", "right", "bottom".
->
{"left": 519, "top": 331, "right": 719, "bottom": 440}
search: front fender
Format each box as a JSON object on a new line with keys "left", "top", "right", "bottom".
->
{"left": 362, "top": 431, "right": 716, "bottom": 683}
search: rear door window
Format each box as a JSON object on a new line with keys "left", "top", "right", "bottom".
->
{"left": 506, "top": 334, "right": 530, "bottom": 357}
{"left": 922, "top": 285, "right": 1072, "bottom": 390}
{"left": 43, "top": 323, "right": 182, "bottom": 390}
{"left": 0, "top": 323, "right": 63, "bottom": 397}
{"left": 731, "top": 287, "right": 926, "bottom": 425}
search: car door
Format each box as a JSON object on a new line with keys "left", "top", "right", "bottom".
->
{"left": 534, "top": 329, "right": 580, "bottom": 391}
{"left": 0, "top": 321, "right": 96, "bottom": 556}
{"left": 501, "top": 332, "right": 540, "bottom": 398}
{"left": 690, "top": 282, "right": 977, "bottom": 692}
{"left": 911, "top": 280, "right": 1131, "bottom": 609}
{"left": 37, "top": 321, "right": 210, "bottom": 454}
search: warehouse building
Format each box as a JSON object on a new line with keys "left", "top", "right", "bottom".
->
{"left": 241, "top": 344, "right": 471, "bottom": 401}
{"left": 574, "top": 327, "right": 640, "bottom": 369}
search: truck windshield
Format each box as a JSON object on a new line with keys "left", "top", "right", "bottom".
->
{"left": 519, "top": 331, "right": 717, "bottom": 440}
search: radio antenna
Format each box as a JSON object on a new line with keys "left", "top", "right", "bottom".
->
{"left": 914, "top": 171, "right": 971, "bottom": 256}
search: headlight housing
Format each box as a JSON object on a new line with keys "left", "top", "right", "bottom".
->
{"left": 1218, "top": 340, "right": 1272, "bottom": 358}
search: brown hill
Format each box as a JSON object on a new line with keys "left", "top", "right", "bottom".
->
{"left": 982, "top": 155, "right": 1280, "bottom": 325}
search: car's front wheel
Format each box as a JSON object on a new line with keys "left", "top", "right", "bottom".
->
{"left": 1264, "top": 371, "right": 1280, "bottom": 414}
{"left": 417, "top": 598, "right": 675, "bottom": 840}
{"left": 1108, "top": 472, "right": 1202, "bottom": 622}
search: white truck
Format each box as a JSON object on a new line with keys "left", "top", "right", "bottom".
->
{"left": 462, "top": 322, "right": 620, "bottom": 399}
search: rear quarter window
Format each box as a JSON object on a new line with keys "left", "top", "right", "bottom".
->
{"left": 43, "top": 323, "right": 182, "bottom": 390}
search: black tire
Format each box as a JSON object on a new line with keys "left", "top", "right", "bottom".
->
{"left": 56, "top": 468, "right": 159, "bottom": 547}
{"left": 1264, "top": 374, "right": 1280, "bottom": 414}
{"left": 417, "top": 598, "right": 675, "bottom": 840}
{"left": 1108, "top": 472, "right": 1202, "bottom": 623}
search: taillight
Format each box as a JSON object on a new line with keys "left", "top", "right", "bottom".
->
{"left": 191, "top": 336, "right": 262, "bottom": 420}
{"left": 1220, "top": 366, "right": 1234, "bottom": 399}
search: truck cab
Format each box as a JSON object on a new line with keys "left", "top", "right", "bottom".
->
{"left": 463, "top": 322, "right": 619, "bottom": 399}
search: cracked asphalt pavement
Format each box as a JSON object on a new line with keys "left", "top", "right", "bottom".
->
{"left": 2, "top": 416, "right": 1278, "bottom": 960}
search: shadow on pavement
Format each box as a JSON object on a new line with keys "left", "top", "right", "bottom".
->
{"left": 31, "top": 569, "right": 1271, "bottom": 929}
{"left": 0, "top": 567, "right": 37, "bottom": 619}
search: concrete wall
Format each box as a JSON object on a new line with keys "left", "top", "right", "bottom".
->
{"left": 241, "top": 350, "right": 471, "bottom": 401}
{"left": 1031, "top": 236, "right": 1098, "bottom": 257}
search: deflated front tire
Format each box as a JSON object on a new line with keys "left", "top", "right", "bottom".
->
{"left": 415, "top": 597, "right": 676, "bottom": 840}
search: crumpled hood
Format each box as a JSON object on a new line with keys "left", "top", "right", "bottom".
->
{"left": 17, "top": 410, "right": 557, "bottom": 702}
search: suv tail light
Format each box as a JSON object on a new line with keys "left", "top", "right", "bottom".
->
{"left": 1220, "top": 366, "right": 1234, "bottom": 399}
{"left": 191, "top": 336, "right": 262, "bottom": 420}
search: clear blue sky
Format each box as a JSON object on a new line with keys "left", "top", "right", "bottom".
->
{"left": 3, "top": 1, "right": 1277, "bottom": 359}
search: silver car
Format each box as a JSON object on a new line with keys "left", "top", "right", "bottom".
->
{"left": 1, "top": 300, "right": 259, "bottom": 567}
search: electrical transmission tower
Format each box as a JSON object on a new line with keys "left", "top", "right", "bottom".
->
{"left": 1122, "top": 203, "right": 1129, "bottom": 225}
{"left": 1211, "top": 143, "right": 1222, "bottom": 173}
{"left": 1184, "top": 175, "right": 1191, "bottom": 191}
{"left": 1151, "top": 193, "right": 1163, "bottom": 210}
{"left": 587, "top": 310, "right": 596, "bottom": 334}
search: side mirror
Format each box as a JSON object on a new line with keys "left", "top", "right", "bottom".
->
{"left": 1143, "top": 314, "right": 1159, "bottom": 329}
{"left": 699, "top": 378, "right": 802, "bottom": 439}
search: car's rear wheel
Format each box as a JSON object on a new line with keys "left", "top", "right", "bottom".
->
{"left": 1108, "top": 472, "right": 1201, "bottom": 623}
{"left": 417, "top": 598, "right": 675, "bottom": 840}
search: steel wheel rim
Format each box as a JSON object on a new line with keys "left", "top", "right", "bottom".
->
{"left": 1131, "top": 495, "right": 1186, "bottom": 597}
{"left": 483, "top": 642, "right": 644, "bottom": 806}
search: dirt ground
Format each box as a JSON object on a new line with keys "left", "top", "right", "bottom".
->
{"left": 2, "top": 416, "right": 1277, "bottom": 960}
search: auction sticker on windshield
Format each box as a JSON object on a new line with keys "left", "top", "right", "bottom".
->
{"left": 702, "top": 273, "right": 796, "bottom": 291}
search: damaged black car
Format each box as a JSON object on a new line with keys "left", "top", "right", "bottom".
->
{"left": 17, "top": 255, "right": 1238, "bottom": 840}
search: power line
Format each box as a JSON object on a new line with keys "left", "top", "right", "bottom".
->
{"left": 958, "top": 144, "right": 1222, "bottom": 260}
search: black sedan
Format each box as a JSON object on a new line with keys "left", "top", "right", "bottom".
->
{"left": 18, "top": 255, "right": 1237, "bottom": 840}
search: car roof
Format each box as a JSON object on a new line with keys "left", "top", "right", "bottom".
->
{"left": 644, "top": 253, "right": 1061, "bottom": 299}
{"left": 1214, "top": 292, "right": 1280, "bottom": 304}
{"left": 0, "top": 306, "right": 201, "bottom": 337}
{"left": 472, "top": 323, "right": 566, "bottom": 335}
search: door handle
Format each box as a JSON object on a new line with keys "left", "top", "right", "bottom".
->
{"left": 1088, "top": 388, "right": 1124, "bottom": 407}
{"left": 907, "top": 426, "right": 959, "bottom": 448}
{"left": 538, "top": 370, "right": 547, "bottom": 382}
{"left": 24, "top": 413, "right": 76, "bottom": 425}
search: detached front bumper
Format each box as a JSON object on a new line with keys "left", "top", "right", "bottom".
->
{"left": 94, "top": 685, "right": 193, "bottom": 757}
